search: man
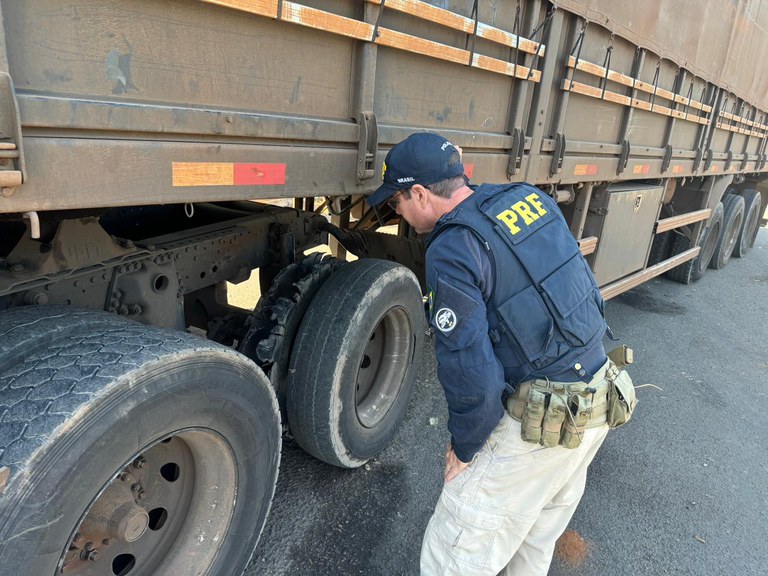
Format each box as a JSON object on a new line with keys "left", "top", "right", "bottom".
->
{"left": 367, "top": 132, "right": 634, "bottom": 575}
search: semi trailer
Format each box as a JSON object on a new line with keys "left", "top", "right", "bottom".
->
{"left": 0, "top": 1, "right": 766, "bottom": 575}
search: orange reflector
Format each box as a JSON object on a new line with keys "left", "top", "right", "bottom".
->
{"left": 632, "top": 164, "right": 650, "bottom": 175}
{"left": 574, "top": 164, "right": 598, "bottom": 176}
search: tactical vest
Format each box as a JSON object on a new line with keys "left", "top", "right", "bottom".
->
{"left": 428, "top": 183, "right": 607, "bottom": 386}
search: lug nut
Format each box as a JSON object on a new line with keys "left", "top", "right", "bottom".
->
{"left": 102, "top": 538, "right": 115, "bottom": 546}
{"left": 133, "top": 456, "right": 146, "bottom": 469}
{"left": 81, "top": 549, "right": 99, "bottom": 562}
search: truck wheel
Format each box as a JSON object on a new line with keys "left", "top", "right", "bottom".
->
{"left": 0, "top": 307, "right": 280, "bottom": 576}
{"left": 286, "top": 259, "right": 424, "bottom": 468}
{"left": 709, "top": 193, "right": 744, "bottom": 269}
{"left": 733, "top": 189, "right": 762, "bottom": 258}
{"left": 666, "top": 202, "right": 724, "bottom": 284}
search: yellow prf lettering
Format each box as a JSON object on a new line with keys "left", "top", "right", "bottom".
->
{"left": 496, "top": 209, "right": 521, "bottom": 234}
{"left": 526, "top": 193, "right": 548, "bottom": 216}
{"left": 511, "top": 201, "right": 539, "bottom": 225}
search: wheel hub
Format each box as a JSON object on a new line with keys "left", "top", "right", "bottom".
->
{"left": 80, "top": 476, "right": 150, "bottom": 543}
{"left": 57, "top": 430, "right": 237, "bottom": 576}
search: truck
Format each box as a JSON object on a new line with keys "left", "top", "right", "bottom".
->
{"left": 0, "top": 1, "right": 766, "bottom": 575}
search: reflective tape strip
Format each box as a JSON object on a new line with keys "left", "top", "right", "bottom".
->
{"left": 172, "top": 162, "right": 286, "bottom": 186}
{"left": 574, "top": 164, "right": 598, "bottom": 176}
{"left": 234, "top": 163, "right": 286, "bottom": 185}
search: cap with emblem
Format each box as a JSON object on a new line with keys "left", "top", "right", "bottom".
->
{"left": 368, "top": 132, "right": 465, "bottom": 206}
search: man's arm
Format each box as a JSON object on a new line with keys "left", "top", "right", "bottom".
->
{"left": 427, "top": 227, "right": 505, "bottom": 471}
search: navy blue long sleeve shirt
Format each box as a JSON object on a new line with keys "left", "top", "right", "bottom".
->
{"left": 426, "top": 225, "right": 506, "bottom": 463}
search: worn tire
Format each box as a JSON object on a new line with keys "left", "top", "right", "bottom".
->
{"left": 0, "top": 306, "right": 280, "bottom": 576}
{"left": 666, "top": 202, "right": 724, "bottom": 284}
{"left": 733, "top": 189, "right": 762, "bottom": 258}
{"left": 709, "top": 193, "right": 745, "bottom": 269}
{"left": 239, "top": 254, "right": 345, "bottom": 412}
{"left": 286, "top": 259, "right": 424, "bottom": 468}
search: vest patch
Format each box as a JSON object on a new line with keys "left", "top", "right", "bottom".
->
{"left": 435, "top": 308, "right": 457, "bottom": 333}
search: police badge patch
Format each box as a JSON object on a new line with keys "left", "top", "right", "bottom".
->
{"left": 435, "top": 308, "right": 457, "bottom": 333}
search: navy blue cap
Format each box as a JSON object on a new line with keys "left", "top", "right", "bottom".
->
{"left": 368, "top": 132, "right": 465, "bottom": 206}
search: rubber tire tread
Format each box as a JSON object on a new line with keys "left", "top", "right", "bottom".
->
{"left": 647, "top": 231, "right": 673, "bottom": 266}
{"left": 709, "top": 193, "right": 744, "bottom": 269}
{"left": 239, "top": 254, "right": 345, "bottom": 412}
{"left": 0, "top": 306, "right": 281, "bottom": 576}
{"left": 286, "top": 259, "right": 424, "bottom": 468}
{"left": 733, "top": 189, "right": 762, "bottom": 258}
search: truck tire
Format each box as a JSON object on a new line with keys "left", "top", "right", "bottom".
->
{"left": 647, "top": 231, "right": 673, "bottom": 266}
{"left": 709, "top": 193, "right": 744, "bottom": 269}
{"left": 666, "top": 202, "right": 724, "bottom": 284}
{"left": 0, "top": 306, "right": 280, "bottom": 576}
{"left": 286, "top": 259, "right": 424, "bottom": 468}
{"left": 733, "top": 189, "right": 762, "bottom": 258}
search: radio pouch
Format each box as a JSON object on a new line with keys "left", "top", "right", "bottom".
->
{"left": 561, "top": 394, "right": 590, "bottom": 449}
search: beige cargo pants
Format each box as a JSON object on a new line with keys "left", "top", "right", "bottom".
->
{"left": 420, "top": 411, "right": 608, "bottom": 576}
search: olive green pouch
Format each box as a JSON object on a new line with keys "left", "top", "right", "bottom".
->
{"left": 607, "top": 368, "right": 637, "bottom": 428}
{"left": 541, "top": 394, "right": 567, "bottom": 447}
{"left": 520, "top": 389, "right": 547, "bottom": 443}
{"left": 560, "top": 394, "right": 590, "bottom": 449}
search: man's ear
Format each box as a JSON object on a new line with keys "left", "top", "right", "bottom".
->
{"left": 411, "top": 184, "right": 430, "bottom": 207}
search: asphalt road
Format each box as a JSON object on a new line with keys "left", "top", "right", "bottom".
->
{"left": 247, "top": 227, "right": 768, "bottom": 576}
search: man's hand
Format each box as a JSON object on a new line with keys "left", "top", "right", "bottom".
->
{"left": 444, "top": 446, "right": 470, "bottom": 483}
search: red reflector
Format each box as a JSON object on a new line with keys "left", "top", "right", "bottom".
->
{"left": 233, "top": 163, "right": 286, "bottom": 185}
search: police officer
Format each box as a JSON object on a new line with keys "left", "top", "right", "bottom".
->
{"left": 368, "top": 132, "right": 633, "bottom": 575}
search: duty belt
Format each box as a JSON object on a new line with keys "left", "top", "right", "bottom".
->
{"left": 506, "top": 358, "right": 615, "bottom": 429}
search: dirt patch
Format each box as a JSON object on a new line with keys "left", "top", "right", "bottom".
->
{"left": 554, "top": 529, "right": 591, "bottom": 567}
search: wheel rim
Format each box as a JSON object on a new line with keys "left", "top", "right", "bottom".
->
{"left": 355, "top": 306, "right": 413, "bottom": 429}
{"left": 57, "top": 429, "right": 236, "bottom": 576}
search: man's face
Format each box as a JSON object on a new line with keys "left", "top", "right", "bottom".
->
{"left": 393, "top": 186, "right": 437, "bottom": 234}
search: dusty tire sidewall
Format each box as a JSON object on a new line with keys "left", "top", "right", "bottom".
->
{"left": 328, "top": 270, "right": 423, "bottom": 466}
{"left": 0, "top": 352, "right": 280, "bottom": 576}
